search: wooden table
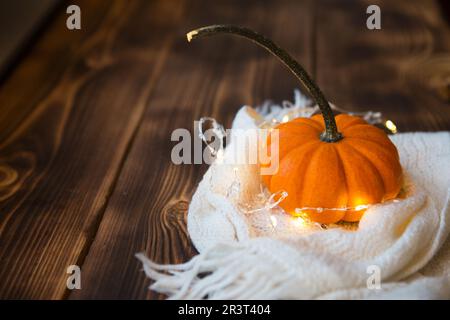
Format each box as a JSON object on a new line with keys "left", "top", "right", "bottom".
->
{"left": 0, "top": 0, "right": 449, "bottom": 299}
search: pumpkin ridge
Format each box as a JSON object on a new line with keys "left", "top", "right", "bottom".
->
{"left": 341, "top": 142, "right": 386, "bottom": 197}
{"left": 334, "top": 146, "right": 349, "bottom": 209}
{"left": 286, "top": 120, "right": 323, "bottom": 132}
{"left": 345, "top": 135, "right": 389, "bottom": 146}
{"left": 345, "top": 136, "right": 399, "bottom": 160}
{"left": 269, "top": 141, "right": 320, "bottom": 210}
{"left": 346, "top": 137, "right": 399, "bottom": 160}
{"left": 343, "top": 139, "right": 402, "bottom": 199}
{"left": 265, "top": 140, "right": 319, "bottom": 191}
{"left": 293, "top": 143, "right": 323, "bottom": 206}
{"left": 310, "top": 114, "right": 327, "bottom": 127}
{"left": 297, "top": 144, "right": 348, "bottom": 222}
{"left": 343, "top": 125, "right": 397, "bottom": 150}
{"left": 335, "top": 115, "right": 368, "bottom": 131}
{"left": 343, "top": 124, "right": 387, "bottom": 138}
{"left": 277, "top": 139, "right": 320, "bottom": 163}
{"left": 269, "top": 129, "right": 318, "bottom": 154}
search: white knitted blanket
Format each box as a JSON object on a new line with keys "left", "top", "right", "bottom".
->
{"left": 137, "top": 100, "right": 450, "bottom": 299}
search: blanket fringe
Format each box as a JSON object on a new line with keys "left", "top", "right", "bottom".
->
{"left": 136, "top": 243, "right": 294, "bottom": 299}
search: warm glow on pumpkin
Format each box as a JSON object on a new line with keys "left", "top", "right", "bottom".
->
{"left": 292, "top": 216, "right": 308, "bottom": 228}
{"left": 263, "top": 114, "right": 403, "bottom": 224}
{"left": 186, "top": 24, "right": 403, "bottom": 225}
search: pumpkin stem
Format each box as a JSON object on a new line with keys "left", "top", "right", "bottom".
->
{"left": 187, "top": 24, "right": 342, "bottom": 143}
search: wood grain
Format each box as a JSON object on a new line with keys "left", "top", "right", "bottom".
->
{"left": 316, "top": 0, "right": 450, "bottom": 131}
{"left": 0, "top": 0, "right": 179, "bottom": 299}
{"left": 70, "top": 0, "right": 314, "bottom": 300}
{"left": 0, "top": 0, "right": 449, "bottom": 300}
{"left": 0, "top": 0, "right": 59, "bottom": 77}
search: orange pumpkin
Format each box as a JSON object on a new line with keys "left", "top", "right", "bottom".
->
{"left": 187, "top": 24, "right": 403, "bottom": 223}
{"left": 262, "top": 114, "right": 402, "bottom": 223}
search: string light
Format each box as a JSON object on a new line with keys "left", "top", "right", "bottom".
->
{"left": 291, "top": 216, "right": 308, "bottom": 228}
{"left": 197, "top": 90, "right": 399, "bottom": 232}
{"left": 270, "top": 215, "right": 278, "bottom": 228}
{"left": 281, "top": 115, "right": 290, "bottom": 123}
{"left": 244, "top": 190, "right": 288, "bottom": 213}
{"left": 294, "top": 204, "right": 370, "bottom": 213}
{"left": 224, "top": 170, "right": 376, "bottom": 232}
{"left": 198, "top": 117, "right": 225, "bottom": 157}
{"left": 385, "top": 120, "right": 398, "bottom": 134}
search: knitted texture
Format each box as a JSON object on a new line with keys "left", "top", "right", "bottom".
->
{"left": 138, "top": 102, "right": 450, "bottom": 299}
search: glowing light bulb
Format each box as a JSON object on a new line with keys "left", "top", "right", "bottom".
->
{"left": 215, "top": 148, "right": 224, "bottom": 162}
{"left": 270, "top": 215, "right": 278, "bottom": 228}
{"left": 385, "top": 120, "right": 397, "bottom": 134}
{"left": 354, "top": 204, "right": 369, "bottom": 211}
{"left": 292, "top": 217, "right": 307, "bottom": 228}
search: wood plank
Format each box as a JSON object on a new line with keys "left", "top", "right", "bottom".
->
{"left": 0, "top": 0, "right": 60, "bottom": 77}
{"left": 315, "top": 0, "right": 450, "bottom": 288}
{"left": 0, "top": 0, "right": 111, "bottom": 144}
{"left": 315, "top": 0, "right": 450, "bottom": 131}
{"left": 0, "top": 0, "right": 180, "bottom": 299}
{"left": 70, "top": 0, "right": 314, "bottom": 299}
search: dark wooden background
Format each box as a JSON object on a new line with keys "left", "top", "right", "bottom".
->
{"left": 0, "top": 0, "right": 449, "bottom": 299}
